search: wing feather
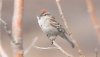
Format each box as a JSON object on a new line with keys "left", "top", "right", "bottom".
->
{"left": 49, "top": 18, "right": 68, "bottom": 34}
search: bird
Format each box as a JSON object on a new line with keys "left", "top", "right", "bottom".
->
{"left": 37, "top": 9, "right": 75, "bottom": 48}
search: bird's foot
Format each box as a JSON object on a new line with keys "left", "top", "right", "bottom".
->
{"left": 51, "top": 41, "right": 53, "bottom": 45}
{"left": 50, "top": 37, "right": 56, "bottom": 45}
{"left": 51, "top": 39, "right": 55, "bottom": 45}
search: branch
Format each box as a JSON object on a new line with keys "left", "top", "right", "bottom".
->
{"left": 34, "top": 46, "right": 57, "bottom": 50}
{"left": 24, "top": 37, "right": 38, "bottom": 55}
{"left": 0, "top": 0, "right": 11, "bottom": 37}
{"left": 86, "top": 0, "right": 100, "bottom": 42}
{"left": 11, "top": 0, "right": 24, "bottom": 57}
{"left": 0, "top": 19, "right": 12, "bottom": 37}
{"left": 0, "top": 45, "right": 8, "bottom": 57}
{"left": 0, "top": 0, "right": 8, "bottom": 57}
{"left": 95, "top": 48, "right": 98, "bottom": 57}
{"left": 34, "top": 37, "right": 74, "bottom": 57}
{"left": 53, "top": 40, "right": 74, "bottom": 57}
{"left": 55, "top": 0, "right": 85, "bottom": 57}
{"left": 0, "top": 0, "right": 2, "bottom": 44}
{"left": 0, "top": 1, "right": 11, "bottom": 37}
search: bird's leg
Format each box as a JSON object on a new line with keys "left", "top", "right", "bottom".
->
{"left": 50, "top": 36, "right": 56, "bottom": 45}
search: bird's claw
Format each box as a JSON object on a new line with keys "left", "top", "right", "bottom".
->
{"left": 51, "top": 41, "right": 54, "bottom": 45}
{"left": 50, "top": 37, "right": 56, "bottom": 45}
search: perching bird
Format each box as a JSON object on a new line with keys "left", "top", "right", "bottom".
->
{"left": 37, "top": 9, "right": 75, "bottom": 48}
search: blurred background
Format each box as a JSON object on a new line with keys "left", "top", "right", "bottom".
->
{"left": 1, "top": 0, "right": 100, "bottom": 57}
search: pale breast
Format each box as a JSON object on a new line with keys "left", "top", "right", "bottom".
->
{"left": 38, "top": 17, "right": 59, "bottom": 36}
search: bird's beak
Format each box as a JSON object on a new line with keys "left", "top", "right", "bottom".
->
{"left": 37, "top": 16, "right": 39, "bottom": 20}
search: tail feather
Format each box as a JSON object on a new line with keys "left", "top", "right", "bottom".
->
{"left": 59, "top": 33, "right": 75, "bottom": 48}
{"left": 65, "top": 36, "right": 75, "bottom": 48}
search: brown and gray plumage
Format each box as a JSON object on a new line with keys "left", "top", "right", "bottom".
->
{"left": 37, "top": 9, "right": 75, "bottom": 48}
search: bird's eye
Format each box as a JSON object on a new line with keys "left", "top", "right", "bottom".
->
{"left": 44, "top": 14, "right": 47, "bottom": 16}
{"left": 44, "top": 14, "right": 50, "bottom": 16}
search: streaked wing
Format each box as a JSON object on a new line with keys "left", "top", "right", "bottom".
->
{"left": 49, "top": 18, "right": 68, "bottom": 34}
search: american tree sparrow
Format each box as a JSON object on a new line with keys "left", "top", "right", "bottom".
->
{"left": 37, "top": 9, "right": 75, "bottom": 48}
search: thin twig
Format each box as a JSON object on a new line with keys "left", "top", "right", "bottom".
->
{"left": 0, "top": 9, "right": 11, "bottom": 36}
{"left": 34, "top": 36, "right": 73, "bottom": 57}
{"left": 0, "top": 0, "right": 2, "bottom": 44}
{"left": 34, "top": 46, "right": 57, "bottom": 50}
{"left": 95, "top": 48, "right": 98, "bottom": 57}
{"left": 52, "top": 40, "right": 74, "bottom": 57}
{"left": 0, "top": 3, "right": 14, "bottom": 47}
{"left": 86, "top": 0, "right": 100, "bottom": 42}
{"left": 24, "top": 37, "right": 38, "bottom": 55}
{"left": 55, "top": 0, "right": 85, "bottom": 57}
{"left": 0, "top": 45, "right": 8, "bottom": 57}
{"left": 35, "top": 40, "right": 73, "bottom": 57}
{"left": 0, "top": 19, "right": 12, "bottom": 37}
{"left": 0, "top": 18, "right": 7, "bottom": 25}
{"left": 0, "top": 4, "right": 11, "bottom": 37}
{"left": 0, "top": 0, "right": 8, "bottom": 57}
{"left": 0, "top": 15, "right": 14, "bottom": 49}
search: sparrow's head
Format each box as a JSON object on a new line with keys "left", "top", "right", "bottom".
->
{"left": 37, "top": 9, "right": 51, "bottom": 20}
{"left": 40, "top": 9, "right": 50, "bottom": 16}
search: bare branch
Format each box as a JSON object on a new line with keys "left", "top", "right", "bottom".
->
{"left": 0, "top": 0, "right": 8, "bottom": 57}
{"left": 34, "top": 36, "right": 74, "bottom": 57}
{"left": 0, "top": 45, "right": 8, "bottom": 57}
{"left": 0, "top": 18, "right": 7, "bottom": 25}
{"left": 0, "top": 0, "right": 3, "bottom": 43}
{"left": 86, "top": 0, "right": 100, "bottom": 42}
{"left": 24, "top": 37, "right": 38, "bottom": 55}
{"left": 0, "top": 2, "right": 11, "bottom": 37}
{"left": 95, "top": 48, "right": 98, "bottom": 57}
{"left": 55, "top": 0, "right": 85, "bottom": 57}
{"left": 0, "top": 19, "right": 12, "bottom": 37}
{"left": 52, "top": 40, "right": 74, "bottom": 57}
{"left": 34, "top": 46, "right": 57, "bottom": 50}
{"left": 11, "top": 0, "right": 24, "bottom": 57}
{"left": 0, "top": 4, "right": 11, "bottom": 37}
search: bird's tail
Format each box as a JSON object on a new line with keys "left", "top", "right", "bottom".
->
{"left": 60, "top": 33, "right": 75, "bottom": 48}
